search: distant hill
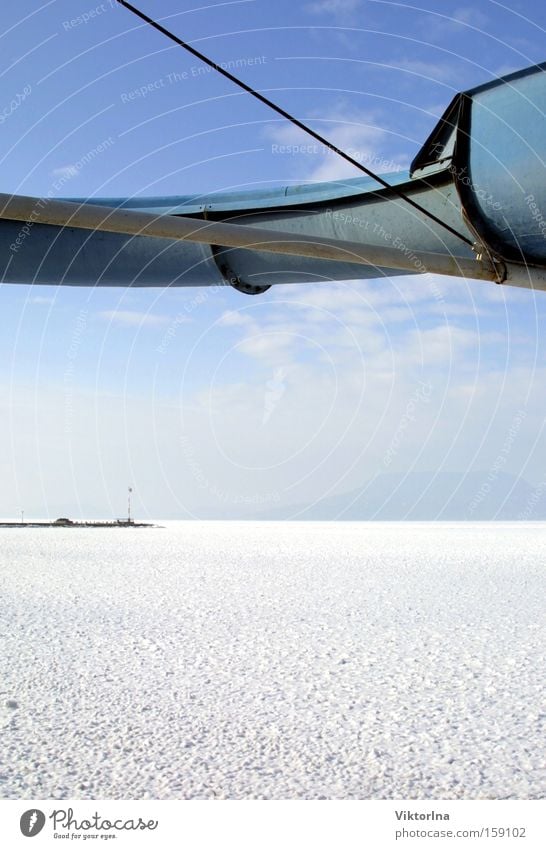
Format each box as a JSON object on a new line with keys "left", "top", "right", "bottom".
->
{"left": 255, "top": 471, "right": 546, "bottom": 521}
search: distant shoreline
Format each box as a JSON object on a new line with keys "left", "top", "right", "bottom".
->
{"left": 0, "top": 521, "right": 158, "bottom": 528}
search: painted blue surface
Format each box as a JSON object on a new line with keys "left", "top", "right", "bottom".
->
{"left": 410, "top": 63, "right": 546, "bottom": 266}
{"left": 1, "top": 63, "right": 544, "bottom": 288}
{"left": 67, "top": 171, "right": 413, "bottom": 216}
{"left": 463, "top": 64, "right": 546, "bottom": 264}
{"left": 2, "top": 168, "right": 466, "bottom": 287}
{"left": 58, "top": 64, "right": 546, "bottom": 275}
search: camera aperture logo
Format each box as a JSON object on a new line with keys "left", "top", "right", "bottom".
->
{"left": 20, "top": 809, "right": 46, "bottom": 837}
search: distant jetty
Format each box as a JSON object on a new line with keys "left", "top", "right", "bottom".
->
{"left": 0, "top": 517, "right": 158, "bottom": 528}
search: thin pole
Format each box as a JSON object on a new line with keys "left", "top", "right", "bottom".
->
{"left": 128, "top": 487, "right": 132, "bottom": 524}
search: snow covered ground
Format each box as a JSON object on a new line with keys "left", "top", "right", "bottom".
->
{"left": 0, "top": 521, "right": 544, "bottom": 800}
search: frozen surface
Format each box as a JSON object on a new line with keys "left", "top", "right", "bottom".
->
{"left": 0, "top": 521, "right": 544, "bottom": 800}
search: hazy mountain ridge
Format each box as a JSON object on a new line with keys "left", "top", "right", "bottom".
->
{"left": 254, "top": 471, "right": 546, "bottom": 521}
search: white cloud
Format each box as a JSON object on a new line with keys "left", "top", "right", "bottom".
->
{"left": 170, "top": 321, "right": 546, "bottom": 512}
{"left": 2, "top": 282, "right": 545, "bottom": 520}
{"left": 493, "top": 63, "right": 522, "bottom": 78}
{"left": 425, "top": 6, "right": 489, "bottom": 39}
{"left": 404, "top": 324, "right": 478, "bottom": 363}
{"left": 392, "top": 59, "right": 459, "bottom": 85}
{"left": 51, "top": 165, "right": 79, "bottom": 180}
{"left": 266, "top": 112, "right": 408, "bottom": 183}
{"left": 452, "top": 6, "right": 489, "bottom": 29}
{"left": 217, "top": 310, "right": 254, "bottom": 327}
{"left": 273, "top": 275, "right": 455, "bottom": 312}
{"left": 237, "top": 331, "right": 296, "bottom": 364}
{"left": 29, "top": 295, "right": 56, "bottom": 305}
{"left": 305, "top": 0, "right": 361, "bottom": 18}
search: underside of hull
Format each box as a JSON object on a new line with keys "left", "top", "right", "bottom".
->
{"left": 0, "top": 61, "right": 544, "bottom": 291}
{"left": 0, "top": 170, "right": 475, "bottom": 289}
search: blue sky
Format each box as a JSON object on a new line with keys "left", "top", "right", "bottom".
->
{"left": 0, "top": 0, "right": 545, "bottom": 519}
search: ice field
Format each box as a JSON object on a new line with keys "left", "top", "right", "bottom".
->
{"left": 0, "top": 521, "right": 544, "bottom": 800}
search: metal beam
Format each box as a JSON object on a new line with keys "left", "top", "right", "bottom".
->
{"left": 0, "top": 191, "right": 544, "bottom": 288}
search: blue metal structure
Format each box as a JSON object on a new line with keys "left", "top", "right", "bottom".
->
{"left": 0, "top": 62, "right": 544, "bottom": 292}
{"left": 412, "top": 61, "right": 546, "bottom": 265}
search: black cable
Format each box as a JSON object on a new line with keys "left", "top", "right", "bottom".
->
{"left": 116, "top": 0, "right": 474, "bottom": 249}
